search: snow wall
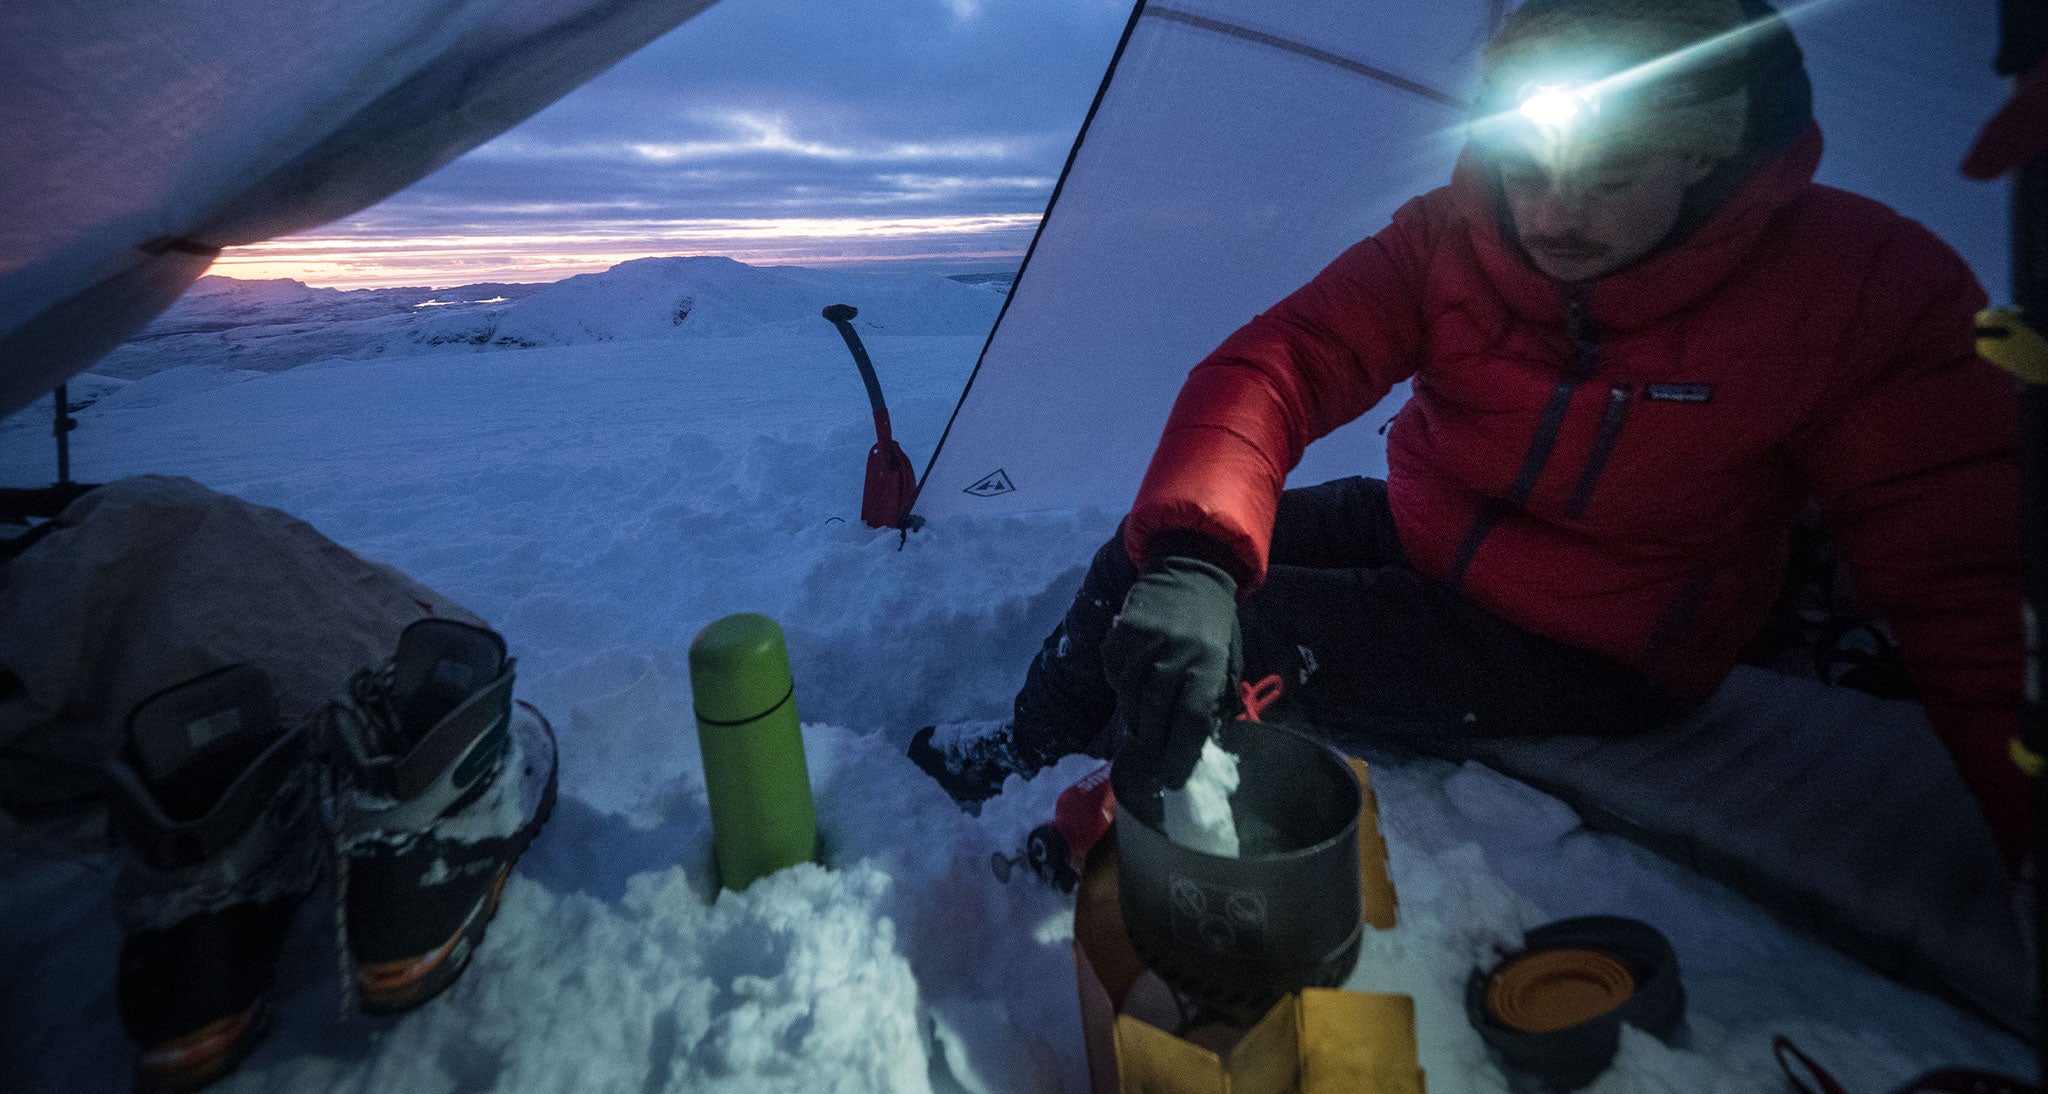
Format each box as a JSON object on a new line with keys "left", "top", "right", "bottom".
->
{"left": 916, "top": 0, "right": 2014, "bottom": 522}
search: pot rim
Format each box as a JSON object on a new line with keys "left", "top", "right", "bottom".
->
{"left": 1110, "top": 720, "right": 1363, "bottom": 864}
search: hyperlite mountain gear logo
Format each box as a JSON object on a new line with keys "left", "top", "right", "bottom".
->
{"left": 1646, "top": 383, "right": 1714, "bottom": 403}
{"left": 964, "top": 469, "right": 1016, "bottom": 497}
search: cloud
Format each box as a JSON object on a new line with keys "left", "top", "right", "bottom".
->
{"left": 233, "top": 0, "right": 1133, "bottom": 287}
{"left": 617, "top": 113, "right": 1029, "bottom": 164}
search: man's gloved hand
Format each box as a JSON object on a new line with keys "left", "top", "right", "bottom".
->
{"left": 1101, "top": 554, "right": 1243, "bottom": 789}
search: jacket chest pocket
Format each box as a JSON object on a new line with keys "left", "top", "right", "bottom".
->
{"left": 1561, "top": 384, "right": 1632, "bottom": 519}
{"left": 1563, "top": 378, "right": 1798, "bottom": 533}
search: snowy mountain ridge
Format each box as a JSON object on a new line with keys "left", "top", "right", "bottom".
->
{"left": 90, "top": 276, "right": 550, "bottom": 380}
{"left": 413, "top": 256, "right": 1009, "bottom": 348}
{"left": 82, "top": 259, "right": 1014, "bottom": 382}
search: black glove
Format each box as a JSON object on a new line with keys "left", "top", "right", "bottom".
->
{"left": 1100, "top": 554, "right": 1243, "bottom": 789}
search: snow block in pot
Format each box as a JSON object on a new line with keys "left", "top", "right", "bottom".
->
{"left": 1073, "top": 756, "right": 1415, "bottom": 1094}
{"left": 1111, "top": 719, "right": 1367, "bottom": 1025}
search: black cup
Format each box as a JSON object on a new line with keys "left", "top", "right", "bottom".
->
{"left": 1111, "top": 718, "right": 1364, "bottom": 1025}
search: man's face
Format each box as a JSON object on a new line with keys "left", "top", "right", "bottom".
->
{"left": 1499, "top": 147, "right": 1718, "bottom": 282}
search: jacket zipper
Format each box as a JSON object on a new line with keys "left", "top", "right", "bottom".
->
{"left": 1563, "top": 384, "right": 1632, "bottom": 519}
{"left": 1446, "top": 288, "right": 1602, "bottom": 590}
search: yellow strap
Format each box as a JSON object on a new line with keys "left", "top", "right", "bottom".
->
{"left": 2013, "top": 735, "right": 2046, "bottom": 779}
{"left": 1979, "top": 308, "right": 2048, "bottom": 385}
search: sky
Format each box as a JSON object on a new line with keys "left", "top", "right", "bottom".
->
{"left": 209, "top": 0, "right": 1134, "bottom": 289}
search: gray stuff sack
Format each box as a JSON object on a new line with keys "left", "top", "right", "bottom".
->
{"left": 0, "top": 474, "right": 483, "bottom": 847}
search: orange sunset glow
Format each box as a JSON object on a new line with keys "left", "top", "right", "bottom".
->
{"left": 210, "top": 214, "right": 1045, "bottom": 289}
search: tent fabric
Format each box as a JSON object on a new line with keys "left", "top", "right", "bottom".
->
{"left": 1343, "top": 666, "right": 2035, "bottom": 1038}
{"left": 0, "top": 475, "right": 484, "bottom": 844}
{"left": 917, "top": 0, "right": 2013, "bottom": 522}
{"left": 0, "top": 0, "right": 719, "bottom": 421}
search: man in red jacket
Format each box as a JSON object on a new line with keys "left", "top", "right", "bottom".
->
{"left": 910, "top": 0, "right": 2026, "bottom": 869}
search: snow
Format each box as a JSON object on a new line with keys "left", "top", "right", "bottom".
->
{"left": 0, "top": 262, "right": 2032, "bottom": 1093}
{"left": 1160, "top": 737, "right": 1241, "bottom": 858}
{"left": 415, "top": 256, "right": 1006, "bottom": 348}
{"left": 81, "top": 276, "right": 548, "bottom": 380}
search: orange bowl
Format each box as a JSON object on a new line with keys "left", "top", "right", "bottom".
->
{"left": 1484, "top": 947, "right": 1637, "bottom": 1034}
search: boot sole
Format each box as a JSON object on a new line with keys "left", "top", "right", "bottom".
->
{"left": 134, "top": 998, "right": 269, "bottom": 1094}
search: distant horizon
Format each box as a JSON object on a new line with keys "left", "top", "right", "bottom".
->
{"left": 203, "top": 245, "right": 1028, "bottom": 293}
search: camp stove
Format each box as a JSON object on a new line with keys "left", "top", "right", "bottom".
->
{"left": 1112, "top": 716, "right": 1365, "bottom": 1026}
{"left": 992, "top": 676, "right": 1289, "bottom": 892}
{"left": 992, "top": 762, "right": 1116, "bottom": 892}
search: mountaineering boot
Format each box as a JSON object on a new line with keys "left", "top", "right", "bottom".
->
{"left": 104, "top": 665, "right": 323, "bottom": 1093}
{"left": 910, "top": 532, "right": 1139, "bottom": 807}
{"left": 908, "top": 720, "right": 1045, "bottom": 806}
{"left": 320, "top": 619, "right": 557, "bottom": 1015}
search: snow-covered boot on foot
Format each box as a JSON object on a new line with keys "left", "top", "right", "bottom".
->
{"left": 320, "top": 619, "right": 557, "bottom": 1015}
{"left": 104, "top": 665, "right": 322, "bottom": 1093}
{"left": 908, "top": 719, "right": 1071, "bottom": 809}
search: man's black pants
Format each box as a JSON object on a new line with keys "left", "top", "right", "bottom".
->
{"left": 1009, "top": 477, "right": 1686, "bottom": 761}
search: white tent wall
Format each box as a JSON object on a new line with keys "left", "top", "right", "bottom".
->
{"left": 0, "top": 0, "right": 720, "bottom": 422}
{"left": 916, "top": 0, "right": 2013, "bottom": 523}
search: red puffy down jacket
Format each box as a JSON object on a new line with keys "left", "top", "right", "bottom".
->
{"left": 1125, "top": 126, "right": 2026, "bottom": 863}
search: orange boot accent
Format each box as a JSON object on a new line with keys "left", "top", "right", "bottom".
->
{"left": 354, "top": 865, "right": 510, "bottom": 1010}
{"left": 135, "top": 1001, "right": 264, "bottom": 1092}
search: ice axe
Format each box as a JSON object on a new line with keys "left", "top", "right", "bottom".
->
{"left": 822, "top": 304, "right": 916, "bottom": 529}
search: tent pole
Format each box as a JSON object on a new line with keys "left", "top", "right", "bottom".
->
{"left": 52, "top": 383, "right": 75, "bottom": 486}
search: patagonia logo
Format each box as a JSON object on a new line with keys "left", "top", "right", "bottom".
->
{"left": 1645, "top": 383, "right": 1714, "bottom": 404}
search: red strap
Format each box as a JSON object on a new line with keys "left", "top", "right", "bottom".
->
{"left": 1775, "top": 1035, "right": 2039, "bottom": 1094}
{"left": 1776, "top": 1037, "right": 1852, "bottom": 1094}
{"left": 1237, "top": 674, "right": 1284, "bottom": 722}
{"left": 1900, "top": 1070, "right": 2039, "bottom": 1094}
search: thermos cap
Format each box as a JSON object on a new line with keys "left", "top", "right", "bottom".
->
{"left": 689, "top": 613, "right": 795, "bottom": 724}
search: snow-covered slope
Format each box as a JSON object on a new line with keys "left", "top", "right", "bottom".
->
{"left": 0, "top": 286, "right": 2030, "bottom": 1093}
{"left": 413, "top": 256, "right": 1009, "bottom": 348}
{"left": 90, "top": 276, "right": 547, "bottom": 379}
{"left": 75, "top": 260, "right": 1013, "bottom": 386}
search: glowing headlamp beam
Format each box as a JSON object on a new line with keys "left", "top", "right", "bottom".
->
{"left": 1518, "top": 86, "right": 1586, "bottom": 131}
{"left": 1469, "top": 0, "right": 1847, "bottom": 151}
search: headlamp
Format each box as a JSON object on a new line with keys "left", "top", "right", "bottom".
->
{"left": 1517, "top": 84, "right": 1594, "bottom": 134}
{"left": 1477, "top": 47, "right": 1753, "bottom": 171}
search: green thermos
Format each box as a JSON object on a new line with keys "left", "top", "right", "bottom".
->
{"left": 689, "top": 613, "right": 819, "bottom": 891}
